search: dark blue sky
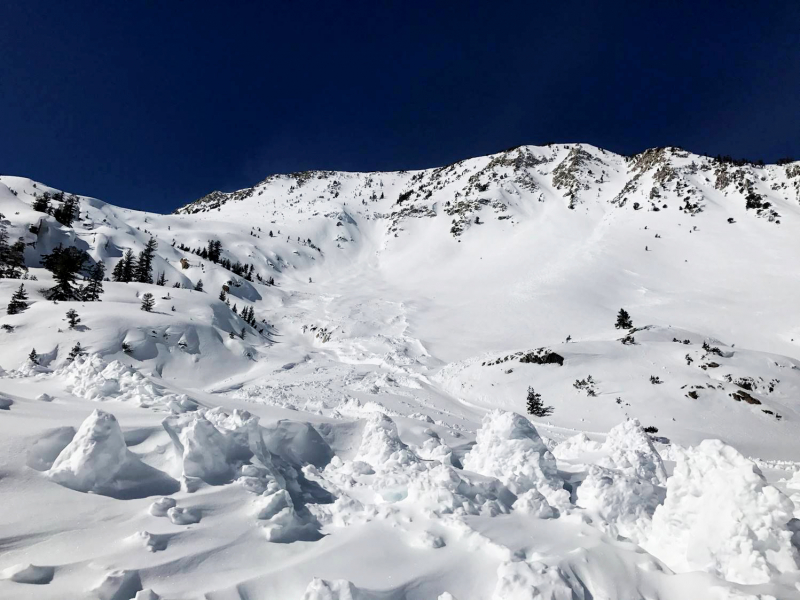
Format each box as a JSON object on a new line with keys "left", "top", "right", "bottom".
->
{"left": 2, "top": 1, "right": 799, "bottom": 213}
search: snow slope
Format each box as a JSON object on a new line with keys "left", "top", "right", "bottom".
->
{"left": 1, "top": 144, "right": 800, "bottom": 599}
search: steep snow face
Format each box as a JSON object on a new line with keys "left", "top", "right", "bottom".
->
{"left": 2, "top": 147, "right": 800, "bottom": 599}
{"left": 647, "top": 439, "right": 798, "bottom": 584}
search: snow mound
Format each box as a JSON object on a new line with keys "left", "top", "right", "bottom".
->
{"left": 163, "top": 408, "right": 284, "bottom": 488}
{"left": 492, "top": 560, "right": 574, "bottom": 600}
{"left": 302, "top": 578, "right": 364, "bottom": 600}
{"left": 552, "top": 433, "right": 603, "bottom": 461}
{"left": 646, "top": 439, "right": 798, "bottom": 584}
{"left": 255, "top": 488, "right": 320, "bottom": 542}
{"left": 577, "top": 464, "right": 663, "bottom": 544}
{"left": 354, "top": 411, "right": 418, "bottom": 468}
{"left": 463, "top": 410, "right": 568, "bottom": 509}
{"left": 2, "top": 563, "right": 55, "bottom": 584}
{"left": 47, "top": 410, "right": 179, "bottom": 499}
{"left": 59, "top": 355, "right": 188, "bottom": 408}
{"left": 92, "top": 569, "right": 143, "bottom": 600}
{"left": 601, "top": 419, "right": 667, "bottom": 484}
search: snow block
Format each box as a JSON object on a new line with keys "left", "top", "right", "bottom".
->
{"left": 647, "top": 439, "right": 798, "bottom": 584}
{"left": 48, "top": 410, "right": 179, "bottom": 499}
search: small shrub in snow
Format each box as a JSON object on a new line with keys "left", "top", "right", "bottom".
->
{"left": 526, "top": 386, "right": 553, "bottom": 417}
{"left": 65, "top": 308, "right": 80, "bottom": 329}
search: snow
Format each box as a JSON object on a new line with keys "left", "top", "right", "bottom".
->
{"left": 646, "top": 439, "right": 798, "bottom": 585}
{"left": 2, "top": 147, "right": 800, "bottom": 598}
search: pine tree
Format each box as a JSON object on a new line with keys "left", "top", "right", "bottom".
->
{"left": 0, "top": 214, "right": 27, "bottom": 278}
{"left": 219, "top": 289, "right": 227, "bottom": 302}
{"left": 7, "top": 284, "right": 28, "bottom": 314}
{"left": 111, "top": 258, "right": 125, "bottom": 282}
{"left": 156, "top": 271, "right": 167, "bottom": 286}
{"left": 65, "top": 308, "right": 80, "bottom": 329}
{"left": 207, "top": 239, "right": 222, "bottom": 263}
{"left": 526, "top": 386, "right": 553, "bottom": 417}
{"left": 53, "top": 194, "right": 79, "bottom": 227}
{"left": 615, "top": 308, "right": 633, "bottom": 329}
{"left": 113, "top": 249, "right": 137, "bottom": 283}
{"left": 134, "top": 237, "right": 157, "bottom": 284}
{"left": 194, "top": 279, "right": 204, "bottom": 292}
{"left": 28, "top": 348, "right": 39, "bottom": 365}
{"left": 82, "top": 261, "right": 105, "bottom": 301}
{"left": 41, "top": 244, "right": 90, "bottom": 300}
{"left": 67, "top": 342, "right": 85, "bottom": 362}
{"left": 32, "top": 192, "right": 51, "bottom": 213}
{"left": 232, "top": 304, "right": 238, "bottom": 315}
{"left": 140, "top": 293, "right": 155, "bottom": 312}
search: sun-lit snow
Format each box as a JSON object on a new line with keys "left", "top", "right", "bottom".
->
{"left": 1, "top": 145, "right": 800, "bottom": 598}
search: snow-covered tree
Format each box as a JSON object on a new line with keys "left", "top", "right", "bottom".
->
{"left": 615, "top": 308, "right": 633, "bottom": 329}
{"left": 526, "top": 387, "right": 553, "bottom": 417}
{"left": 65, "top": 308, "right": 81, "bottom": 329}
{"left": 140, "top": 292, "right": 155, "bottom": 312}
{"left": 7, "top": 284, "right": 28, "bottom": 314}
{"left": 41, "top": 244, "right": 90, "bottom": 300}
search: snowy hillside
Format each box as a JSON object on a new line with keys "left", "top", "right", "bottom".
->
{"left": 1, "top": 144, "right": 800, "bottom": 599}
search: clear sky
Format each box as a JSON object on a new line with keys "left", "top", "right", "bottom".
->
{"left": 1, "top": 1, "right": 798, "bottom": 213}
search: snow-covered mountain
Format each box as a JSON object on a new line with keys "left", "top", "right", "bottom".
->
{"left": 1, "top": 144, "right": 800, "bottom": 599}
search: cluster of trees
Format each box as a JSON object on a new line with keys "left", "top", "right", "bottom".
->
{"left": 112, "top": 237, "right": 158, "bottom": 284}
{"left": 32, "top": 192, "right": 80, "bottom": 227}
{"left": 0, "top": 213, "right": 27, "bottom": 279}
{"left": 40, "top": 244, "right": 104, "bottom": 301}
{"left": 177, "top": 239, "right": 261, "bottom": 282}
{"left": 234, "top": 304, "right": 257, "bottom": 327}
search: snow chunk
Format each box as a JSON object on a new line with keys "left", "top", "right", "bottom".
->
{"left": 552, "top": 433, "right": 603, "bottom": 461}
{"left": 647, "top": 439, "right": 798, "bottom": 584}
{"left": 601, "top": 418, "right": 667, "bottom": 485}
{"left": 47, "top": 410, "right": 178, "bottom": 499}
{"left": 354, "top": 411, "right": 418, "bottom": 468}
{"left": 463, "top": 410, "right": 568, "bottom": 508}
{"left": 514, "top": 489, "right": 557, "bottom": 519}
{"left": 2, "top": 563, "right": 55, "bottom": 584}
{"left": 59, "top": 355, "right": 188, "bottom": 408}
{"left": 492, "top": 560, "right": 574, "bottom": 600}
{"left": 301, "top": 578, "right": 363, "bottom": 600}
{"left": 577, "top": 465, "right": 663, "bottom": 544}
{"left": 92, "top": 569, "right": 142, "bottom": 600}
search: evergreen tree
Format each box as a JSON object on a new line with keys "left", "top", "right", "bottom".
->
{"left": 156, "top": 271, "right": 167, "bottom": 286}
{"left": 194, "top": 279, "right": 204, "bottom": 292}
{"left": 65, "top": 308, "right": 80, "bottom": 329}
{"left": 82, "top": 261, "right": 105, "bottom": 301}
{"left": 615, "top": 308, "right": 633, "bottom": 329}
{"left": 140, "top": 292, "right": 155, "bottom": 312}
{"left": 67, "top": 342, "right": 86, "bottom": 362}
{"left": 28, "top": 348, "right": 39, "bottom": 365}
{"left": 53, "top": 194, "right": 79, "bottom": 227}
{"left": 526, "top": 386, "right": 554, "bottom": 417}
{"left": 219, "top": 289, "right": 227, "bottom": 302}
{"left": 231, "top": 304, "right": 238, "bottom": 315}
{"left": 207, "top": 239, "right": 222, "bottom": 263}
{"left": 0, "top": 214, "right": 27, "bottom": 278}
{"left": 113, "top": 249, "right": 137, "bottom": 283}
{"left": 32, "top": 192, "right": 51, "bottom": 213}
{"left": 134, "top": 237, "right": 157, "bottom": 284}
{"left": 7, "top": 284, "right": 28, "bottom": 314}
{"left": 41, "top": 244, "right": 90, "bottom": 300}
{"left": 111, "top": 257, "right": 125, "bottom": 282}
